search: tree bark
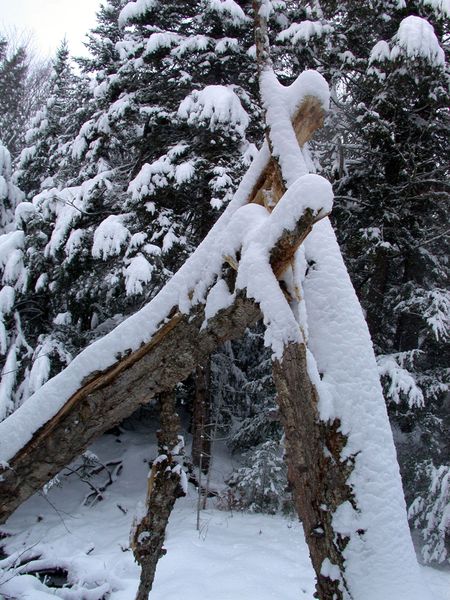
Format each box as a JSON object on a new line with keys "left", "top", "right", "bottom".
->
{"left": 273, "top": 343, "right": 354, "bottom": 600}
{"left": 131, "top": 390, "right": 185, "bottom": 599}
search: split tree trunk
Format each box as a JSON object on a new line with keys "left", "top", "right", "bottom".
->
{"left": 0, "top": 34, "right": 332, "bottom": 598}
{"left": 131, "top": 390, "right": 185, "bottom": 599}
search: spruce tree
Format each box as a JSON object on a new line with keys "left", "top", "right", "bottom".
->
{"left": 279, "top": 0, "right": 449, "bottom": 563}
{"left": 0, "top": 39, "right": 28, "bottom": 157}
{"left": 0, "top": 144, "right": 23, "bottom": 233}
{"left": 0, "top": 35, "right": 51, "bottom": 158}
{"left": 1, "top": 0, "right": 261, "bottom": 417}
{"left": 0, "top": 42, "right": 84, "bottom": 417}
{"left": 0, "top": 143, "right": 25, "bottom": 419}
{"left": 15, "top": 39, "right": 80, "bottom": 198}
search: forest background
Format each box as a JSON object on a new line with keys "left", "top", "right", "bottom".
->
{"left": 0, "top": 0, "right": 448, "bottom": 592}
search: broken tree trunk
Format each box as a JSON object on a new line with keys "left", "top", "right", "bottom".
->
{"left": 131, "top": 390, "right": 185, "bottom": 599}
{"left": 252, "top": 4, "right": 353, "bottom": 597}
{"left": 251, "top": 6, "right": 430, "bottom": 600}
{"left": 272, "top": 345, "right": 353, "bottom": 600}
{"left": 0, "top": 201, "right": 322, "bottom": 525}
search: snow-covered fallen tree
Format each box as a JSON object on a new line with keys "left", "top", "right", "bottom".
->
{"left": 0, "top": 4, "right": 432, "bottom": 598}
{"left": 0, "top": 70, "right": 326, "bottom": 521}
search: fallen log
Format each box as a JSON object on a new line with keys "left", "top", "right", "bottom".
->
{"left": 0, "top": 203, "right": 321, "bottom": 525}
{"left": 0, "top": 297, "right": 257, "bottom": 524}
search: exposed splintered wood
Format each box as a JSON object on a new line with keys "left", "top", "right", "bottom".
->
{"left": 132, "top": 390, "right": 185, "bottom": 599}
{"left": 251, "top": 0, "right": 325, "bottom": 215}
{"left": 249, "top": 96, "right": 325, "bottom": 212}
{"left": 272, "top": 343, "right": 355, "bottom": 600}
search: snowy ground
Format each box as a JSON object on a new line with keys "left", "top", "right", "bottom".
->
{"left": 0, "top": 423, "right": 449, "bottom": 600}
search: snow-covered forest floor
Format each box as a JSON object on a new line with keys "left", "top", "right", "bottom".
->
{"left": 1, "top": 415, "right": 449, "bottom": 600}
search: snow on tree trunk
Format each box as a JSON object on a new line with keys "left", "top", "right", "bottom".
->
{"left": 301, "top": 218, "right": 432, "bottom": 599}
{"left": 0, "top": 144, "right": 23, "bottom": 233}
{"left": 252, "top": 2, "right": 431, "bottom": 598}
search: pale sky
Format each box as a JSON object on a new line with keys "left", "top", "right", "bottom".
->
{"left": 0, "top": 0, "right": 103, "bottom": 58}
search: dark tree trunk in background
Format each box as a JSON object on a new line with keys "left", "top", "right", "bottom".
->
{"left": 365, "top": 247, "right": 389, "bottom": 343}
{"left": 191, "top": 362, "right": 212, "bottom": 473}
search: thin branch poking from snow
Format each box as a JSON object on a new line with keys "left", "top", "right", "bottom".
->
{"left": 35, "top": 492, "right": 74, "bottom": 535}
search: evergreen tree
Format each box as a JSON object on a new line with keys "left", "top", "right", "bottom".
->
{"left": 15, "top": 39, "right": 80, "bottom": 198}
{"left": 0, "top": 143, "right": 25, "bottom": 419}
{"left": 1, "top": 0, "right": 262, "bottom": 418}
{"left": 279, "top": 0, "right": 449, "bottom": 563}
{"left": 0, "top": 39, "right": 28, "bottom": 156}
{"left": 0, "top": 41, "right": 84, "bottom": 417}
{"left": 0, "top": 143, "right": 23, "bottom": 233}
{"left": 0, "top": 34, "right": 51, "bottom": 158}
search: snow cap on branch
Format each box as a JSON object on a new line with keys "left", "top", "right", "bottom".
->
{"left": 393, "top": 16, "right": 445, "bottom": 66}
{"left": 118, "top": 0, "right": 158, "bottom": 27}
{"left": 225, "top": 174, "right": 332, "bottom": 357}
{"left": 421, "top": 0, "right": 450, "bottom": 17}
{"left": 277, "top": 21, "right": 332, "bottom": 45}
{"left": 371, "top": 16, "right": 445, "bottom": 67}
{"left": 260, "top": 69, "right": 329, "bottom": 185}
{"left": 207, "top": 0, "right": 250, "bottom": 24}
{"left": 178, "top": 86, "right": 250, "bottom": 137}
